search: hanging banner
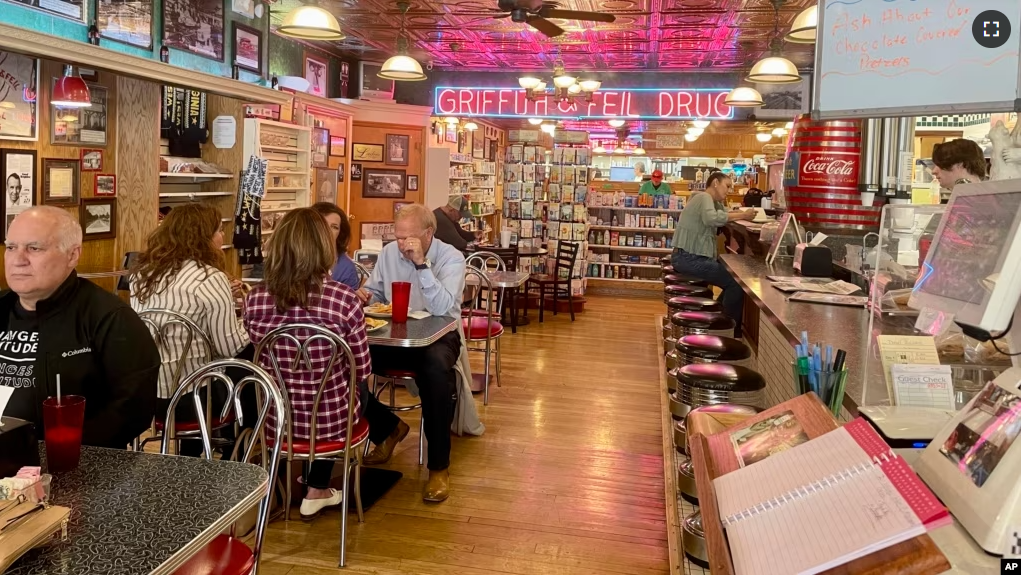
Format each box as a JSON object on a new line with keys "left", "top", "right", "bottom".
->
{"left": 435, "top": 87, "right": 735, "bottom": 120}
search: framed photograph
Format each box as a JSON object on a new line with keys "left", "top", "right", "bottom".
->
{"left": 162, "top": 0, "right": 224, "bottom": 61}
{"left": 314, "top": 167, "right": 337, "bottom": 204}
{"left": 486, "top": 138, "right": 495, "bottom": 161}
{"left": 393, "top": 201, "right": 412, "bottom": 217}
{"left": 95, "top": 173, "right": 116, "bottom": 197}
{"left": 51, "top": 82, "right": 107, "bottom": 146}
{"left": 97, "top": 0, "right": 153, "bottom": 49}
{"left": 303, "top": 52, "right": 328, "bottom": 98}
{"left": 755, "top": 75, "right": 811, "bottom": 120}
{"left": 2, "top": 150, "right": 37, "bottom": 240}
{"left": 407, "top": 175, "right": 418, "bottom": 191}
{"left": 80, "top": 149, "right": 103, "bottom": 171}
{"left": 230, "top": 0, "right": 256, "bottom": 18}
{"left": 312, "top": 127, "right": 329, "bottom": 168}
{"left": 80, "top": 197, "right": 117, "bottom": 240}
{"left": 330, "top": 135, "right": 346, "bottom": 157}
{"left": 352, "top": 143, "right": 383, "bottom": 163}
{"left": 337, "top": 163, "right": 345, "bottom": 183}
{"left": 42, "top": 158, "right": 80, "bottom": 207}
{"left": 5, "top": 0, "right": 85, "bottom": 22}
{"left": 473, "top": 132, "right": 485, "bottom": 159}
{"left": 385, "top": 133, "right": 409, "bottom": 166}
{"left": 232, "top": 22, "right": 262, "bottom": 75}
{"left": 445, "top": 125, "right": 457, "bottom": 143}
{"left": 0, "top": 52, "right": 39, "bottom": 141}
{"left": 351, "top": 163, "right": 362, "bottom": 182}
{"left": 363, "top": 168, "right": 406, "bottom": 199}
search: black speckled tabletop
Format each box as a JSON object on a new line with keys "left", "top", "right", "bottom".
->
{"left": 7, "top": 446, "right": 266, "bottom": 575}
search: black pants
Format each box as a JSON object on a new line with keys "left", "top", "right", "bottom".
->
{"left": 365, "top": 332, "right": 461, "bottom": 471}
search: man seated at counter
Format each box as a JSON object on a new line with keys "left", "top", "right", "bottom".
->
{"left": 639, "top": 169, "right": 671, "bottom": 196}
{"left": 671, "top": 172, "right": 756, "bottom": 338}
{"left": 355, "top": 203, "right": 464, "bottom": 503}
{"left": 0, "top": 207, "right": 160, "bottom": 449}
{"left": 931, "top": 138, "right": 986, "bottom": 202}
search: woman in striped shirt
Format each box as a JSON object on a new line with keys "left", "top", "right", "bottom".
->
{"left": 130, "top": 203, "right": 252, "bottom": 455}
{"left": 244, "top": 208, "right": 372, "bottom": 519}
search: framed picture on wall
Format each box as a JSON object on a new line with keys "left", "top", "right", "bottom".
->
{"left": 98, "top": 0, "right": 153, "bottom": 49}
{"left": 1, "top": 149, "right": 37, "bottom": 240}
{"left": 303, "top": 52, "right": 328, "bottom": 98}
{"left": 95, "top": 173, "right": 116, "bottom": 197}
{"left": 407, "top": 175, "right": 418, "bottom": 191}
{"left": 312, "top": 127, "right": 329, "bottom": 168}
{"left": 385, "top": 134, "right": 409, "bottom": 166}
{"left": 0, "top": 52, "right": 39, "bottom": 141}
{"left": 330, "top": 135, "right": 346, "bottom": 157}
{"left": 6, "top": 0, "right": 86, "bottom": 22}
{"left": 80, "top": 149, "right": 103, "bottom": 171}
{"left": 232, "top": 22, "right": 262, "bottom": 75}
{"left": 472, "top": 132, "right": 485, "bottom": 159}
{"left": 444, "top": 125, "right": 457, "bottom": 143}
{"left": 393, "top": 201, "right": 412, "bottom": 217}
{"left": 337, "top": 163, "right": 345, "bottom": 183}
{"left": 162, "top": 0, "right": 224, "bottom": 61}
{"left": 363, "top": 168, "right": 405, "bottom": 199}
{"left": 51, "top": 82, "right": 108, "bottom": 146}
{"left": 314, "top": 167, "right": 337, "bottom": 204}
{"left": 352, "top": 143, "right": 383, "bottom": 163}
{"left": 42, "top": 158, "right": 80, "bottom": 207}
{"left": 487, "top": 138, "right": 497, "bottom": 162}
{"left": 80, "top": 197, "right": 117, "bottom": 240}
{"left": 351, "top": 163, "right": 362, "bottom": 181}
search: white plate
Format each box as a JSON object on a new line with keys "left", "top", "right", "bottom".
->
{"left": 366, "top": 319, "right": 388, "bottom": 332}
{"left": 363, "top": 306, "right": 392, "bottom": 318}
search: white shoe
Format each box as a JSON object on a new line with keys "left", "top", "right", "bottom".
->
{"left": 299, "top": 488, "right": 343, "bottom": 519}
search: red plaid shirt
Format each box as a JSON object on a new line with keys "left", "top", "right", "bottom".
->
{"left": 243, "top": 279, "right": 371, "bottom": 442}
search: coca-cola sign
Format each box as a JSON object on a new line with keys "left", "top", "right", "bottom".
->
{"left": 797, "top": 153, "right": 859, "bottom": 188}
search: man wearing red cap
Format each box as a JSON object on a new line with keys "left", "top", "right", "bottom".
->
{"left": 639, "top": 169, "right": 672, "bottom": 196}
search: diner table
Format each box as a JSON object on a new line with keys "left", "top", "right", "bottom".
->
{"left": 8, "top": 445, "right": 266, "bottom": 575}
{"left": 466, "top": 270, "right": 530, "bottom": 333}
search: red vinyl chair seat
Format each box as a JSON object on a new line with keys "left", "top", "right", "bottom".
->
{"left": 172, "top": 534, "right": 253, "bottom": 575}
{"left": 154, "top": 414, "right": 234, "bottom": 433}
{"left": 280, "top": 418, "right": 370, "bottom": 455}
{"left": 381, "top": 369, "right": 417, "bottom": 379}
{"left": 462, "top": 317, "right": 504, "bottom": 340}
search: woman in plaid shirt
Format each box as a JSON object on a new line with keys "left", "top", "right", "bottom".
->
{"left": 244, "top": 208, "right": 372, "bottom": 519}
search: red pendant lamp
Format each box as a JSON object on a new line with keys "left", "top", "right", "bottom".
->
{"left": 51, "top": 66, "right": 91, "bottom": 108}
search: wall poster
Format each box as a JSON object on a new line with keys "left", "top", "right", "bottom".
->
{"left": 0, "top": 52, "right": 39, "bottom": 142}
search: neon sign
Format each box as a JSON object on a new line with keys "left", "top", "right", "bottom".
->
{"left": 433, "top": 87, "right": 735, "bottom": 120}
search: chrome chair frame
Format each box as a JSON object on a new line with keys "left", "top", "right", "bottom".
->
{"left": 353, "top": 261, "right": 371, "bottom": 288}
{"left": 463, "top": 264, "right": 498, "bottom": 405}
{"left": 253, "top": 323, "right": 365, "bottom": 567}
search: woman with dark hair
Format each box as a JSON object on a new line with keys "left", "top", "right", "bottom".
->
{"left": 244, "top": 208, "right": 371, "bottom": 519}
{"left": 311, "top": 202, "right": 359, "bottom": 289}
{"left": 932, "top": 139, "right": 986, "bottom": 199}
{"left": 130, "top": 203, "right": 252, "bottom": 455}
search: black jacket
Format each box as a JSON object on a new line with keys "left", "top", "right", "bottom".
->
{"left": 0, "top": 272, "right": 160, "bottom": 449}
{"left": 433, "top": 208, "right": 475, "bottom": 252}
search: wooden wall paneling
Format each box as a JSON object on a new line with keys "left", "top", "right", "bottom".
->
{"left": 348, "top": 121, "right": 426, "bottom": 250}
{"left": 114, "top": 76, "right": 160, "bottom": 274}
{"left": 200, "top": 94, "right": 245, "bottom": 278}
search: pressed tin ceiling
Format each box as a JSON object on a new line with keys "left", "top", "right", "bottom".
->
{"left": 269, "top": 0, "right": 817, "bottom": 71}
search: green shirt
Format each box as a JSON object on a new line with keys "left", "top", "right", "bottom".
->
{"left": 672, "top": 192, "right": 728, "bottom": 258}
{"left": 639, "top": 180, "right": 672, "bottom": 196}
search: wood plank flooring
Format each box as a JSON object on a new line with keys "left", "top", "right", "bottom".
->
{"left": 259, "top": 295, "right": 668, "bottom": 575}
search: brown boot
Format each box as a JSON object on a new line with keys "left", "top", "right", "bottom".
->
{"left": 423, "top": 469, "right": 450, "bottom": 502}
{"left": 363, "top": 420, "right": 410, "bottom": 465}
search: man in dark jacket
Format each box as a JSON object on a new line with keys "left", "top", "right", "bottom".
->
{"left": 1, "top": 207, "right": 159, "bottom": 449}
{"left": 432, "top": 197, "right": 477, "bottom": 253}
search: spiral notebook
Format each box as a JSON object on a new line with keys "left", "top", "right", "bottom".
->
{"left": 714, "top": 418, "right": 951, "bottom": 575}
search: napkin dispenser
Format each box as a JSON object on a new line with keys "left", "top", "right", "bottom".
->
{"left": 0, "top": 417, "right": 39, "bottom": 478}
{"left": 793, "top": 244, "right": 833, "bottom": 277}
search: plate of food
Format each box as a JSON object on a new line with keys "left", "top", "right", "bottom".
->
{"left": 365, "top": 317, "right": 388, "bottom": 332}
{"left": 364, "top": 302, "right": 392, "bottom": 318}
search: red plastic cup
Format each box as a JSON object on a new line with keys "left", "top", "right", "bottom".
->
{"left": 391, "top": 281, "right": 411, "bottom": 323}
{"left": 42, "top": 395, "right": 86, "bottom": 473}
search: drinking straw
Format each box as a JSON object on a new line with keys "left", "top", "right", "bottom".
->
{"left": 56, "top": 374, "right": 61, "bottom": 405}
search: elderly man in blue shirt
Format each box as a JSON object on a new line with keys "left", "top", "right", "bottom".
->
{"left": 356, "top": 203, "right": 465, "bottom": 502}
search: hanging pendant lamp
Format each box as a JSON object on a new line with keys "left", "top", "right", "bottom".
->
{"left": 747, "top": 0, "right": 802, "bottom": 84}
{"left": 786, "top": 5, "right": 817, "bottom": 44}
{"left": 278, "top": 5, "right": 345, "bottom": 40}
{"left": 379, "top": 3, "right": 427, "bottom": 81}
{"left": 724, "top": 86, "right": 763, "bottom": 107}
{"left": 52, "top": 66, "right": 91, "bottom": 108}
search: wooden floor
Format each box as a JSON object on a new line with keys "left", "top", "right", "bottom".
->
{"left": 259, "top": 294, "right": 668, "bottom": 575}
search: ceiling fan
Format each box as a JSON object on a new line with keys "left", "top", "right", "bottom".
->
{"left": 493, "top": 0, "right": 615, "bottom": 38}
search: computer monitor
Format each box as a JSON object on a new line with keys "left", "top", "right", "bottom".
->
{"left": 909, "top": 179, "right": 1021, "bottom": 333}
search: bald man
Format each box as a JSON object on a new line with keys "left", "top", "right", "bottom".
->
{"left": 0, "top": 207, "right": 159, "bottom": 449}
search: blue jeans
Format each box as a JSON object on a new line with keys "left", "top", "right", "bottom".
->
{"left": 670, "top": 249, "right": 744, "bottom": 337}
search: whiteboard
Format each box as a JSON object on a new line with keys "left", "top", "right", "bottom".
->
{"left": 813, "top": 0, "right": 1021, "bottom": 118}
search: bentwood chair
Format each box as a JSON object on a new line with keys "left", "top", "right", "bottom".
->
{"left": 160, "top": 358, "right": 285, "bottom": 575}
{"left": 353, "top": 261, "right": 371, "bottom": 288}
{"left": 525, "top": 241, "right": 580, "bottom": 322}
{"left": 254, "top": 323, "right": 366, "bottom": 567}
{"left": 462, "top": 264, "right": 502, "bottom": 405}
{"left": 137, "top": 309, "right": 236, "bottom": 453}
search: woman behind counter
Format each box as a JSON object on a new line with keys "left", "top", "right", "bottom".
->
{"left": 671, "top": 171, "right": 755, "bottom": 337}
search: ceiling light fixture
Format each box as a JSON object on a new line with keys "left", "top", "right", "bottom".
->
{"left": 747, "top": 0, "right": 802, "bottom": 84}
{"left": 724, "top": 86, "right": 764, "bottom": 107}
{"left": 756, "top": 132, "right": 773, "bottom": 142}
{"left": 772, "top": 127, "right": 787, "bottom": 136}
{"left": 532, "top": 81, "right": 547, "bottom": 92}
{"left": 633, "top": 146, "right": 646, "bottom": 155}
{"left": 684, "top": 134, "right": 698, "bottom": 142}
{"left": 785, "top": 121, "right": 794, "bottom": 129}
{"left": 691, "top": 120, "right": 710, "bottom": 129}
{"left": 527, "top": 118, "right": 543, "bottom": 125}
{"left": 518, "top": 75, "right": 542, "bottom": 90}
{"left": 687, "top": 127, "right": 705, "bottom": 137}
{"left": 786, "top": 5, "right": 818, "bottom": 44}
{"left": 593, "top": 145, "right": 606, "bottom": 154}
{"left": 444, "top": 116, "right": 460, "bottom": 124}
{"left": 277, "top": 5, "right": 345, "bottom": 40}
{"left": 579, "top": 79, "right": 601, "bottom": 92}
{"left": 613, "top": 146, "right": 626, "bottom": 154}
{"left": 463, "top": 121, "right": 479, "bottom": 131}
{"left": 552, "top": 73, "right": 576, "bottom": 88}
{"left": 567, "top": 84, "right": 582, "bottom": 94}
{"left": 51, "top": 66, "right": 91, "bottom": 108}
{"left": 378, "top": 3, "right": 427, "bottom": 81}
{"left": 608, "top": 119, "right": 626, "bottom": 128}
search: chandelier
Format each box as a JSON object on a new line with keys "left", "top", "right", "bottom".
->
{"left": 519, "top": 59, "right": 601, "bottom": 103}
